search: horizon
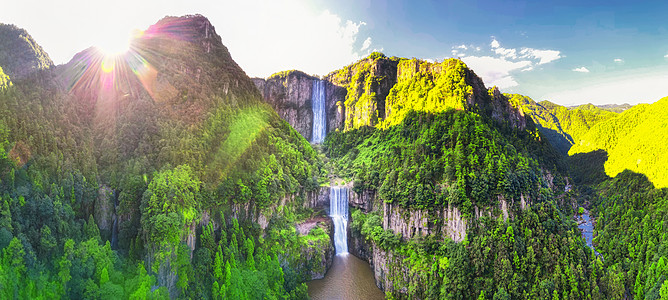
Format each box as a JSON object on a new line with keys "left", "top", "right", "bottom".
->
{"left": 2, "top": 0, "right": 667, "bottom": 106}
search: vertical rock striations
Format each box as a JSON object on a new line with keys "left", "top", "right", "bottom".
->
{"left": 252, "top": 71, "right": 317, "bottom": 140}
{"left": 255, "top": 53, "right": 528, "bottom": 141}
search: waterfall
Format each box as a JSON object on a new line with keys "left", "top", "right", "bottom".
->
{"left": 111, "top": 189, "right": 119, "bottom": 249}
{"left": 111, "top": 217, "right": 118, "bottom": 249}
{"left": 311, "top": 80, "right": 326, "bottom": 143}
{"left": 330, "top": 186, "right": 348, "bottom": 255}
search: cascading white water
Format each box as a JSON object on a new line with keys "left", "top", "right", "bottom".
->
{"left": 329, "top": 186, "right": 349, "bottom": 255}
{"left": 311, "top": 80, "right": 326, "bottom": 143}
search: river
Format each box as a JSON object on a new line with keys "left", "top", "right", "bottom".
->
{"left": 577, "top": 211, "right": 601, "bottom": 256}
{"left": 307, "top": 254, "right": 385, "bottom": 300}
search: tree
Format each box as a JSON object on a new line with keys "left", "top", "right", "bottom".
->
{"left": 1, "top": 238, "right": 26, "bottom": 299}
{"left": 39, "top": 225, "right": 56, "bottom": 258}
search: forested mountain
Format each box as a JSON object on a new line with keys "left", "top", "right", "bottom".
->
{"left": 508, "top": 94, "right": 618, "bottom": 155}
{"left": 509, "top": 91, "right": 668, "bottom": 300}
{"left": 569, "top": 97, "right": 668, "bottom": 189}
{"left": 0, "top": 15, "right": 329, "bottom": 299}
{"left": 0, "top": 24, "right": 53, "bottom": 79}
{"left": 315, "top": 55, "right": 610, "bottom": 299}
{"left": 1, "top": 13, "right": 667, "bottom": 300}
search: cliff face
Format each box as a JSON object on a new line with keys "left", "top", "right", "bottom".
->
{"left": 326, "top": 54, "right": 400, "bottom": 130}
{"left": 252, "top": 71, "right": 317, "bottom": 140}
{"left": 486, "top": 86, "right": 527, "bottom": 130}
{"left": 253, "top": 71, "right": 347, "bottom": 141}
{"left": 347, "top": 182, "right": 535, "bottom": 296}
{"left": 256, "top": 54, "right": 527, "bottom": 143}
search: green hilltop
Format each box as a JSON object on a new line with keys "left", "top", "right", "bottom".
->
{"left": 0, "top": 16, "right": 667, "bottom": 300}
{"left": 569, "top": 97, "right": 668, "bottom": 188}
{"left": 508, "top": 94, "right": 618, "bottom": 155}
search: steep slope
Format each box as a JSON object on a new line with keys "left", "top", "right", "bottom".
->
{"left": 0, "top": 15, "right": 329, "bottom": 299}
{"left": 589, "top": 171, "right": 668, "bottom": 300}
{"left": 256, "top": 52, "right": 528, "bottom": 142}
{"left": 252, "top": 70, "right": 347, "bottom": 140}
{"left": 569, "top": 97, "right": 668, "bottom": 188}
{"left": 321, "top": 58, "right": 607, "bottom": 299}
{"left": 508, "top": 94, "right": 618, "bottom": 155}
{"left": 0, "top": 23, "right": 53, "bottom": 79}
{"left": 326, "top": 52, "right": 401, "bottom": 129}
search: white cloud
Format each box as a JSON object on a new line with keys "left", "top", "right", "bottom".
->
{"left": 494, "top": 47, "right": 518, "bottom": 59}
{"left": 452, "top": 37, "right": 561, "bottom": 89}
{"left": 0, "top": 0, "right": 377, "bottom": 77}
{"left": 664, "top": 53, "right": 668, "bottom": 58}
{"left": 461, "top": 56, "right": 531, "bottom": 88}
{"left": 544, "top": 71, "right": 668, "bottom": 105}
{"left": 360, "top": 37, "right": 372, "bottom": 51}
{"left": 614, "top": 58, "right": 624, "bottom": 63}
{"left": 212, "top": 2, "right": 376, "bottom": 78}
{"left": 572, "top": 67, "right": 590, "bottom": 73}
{"left": 520, "top": 48, "right": 561, "bottom": 64}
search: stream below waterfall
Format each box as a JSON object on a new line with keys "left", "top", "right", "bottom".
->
{"left": 577, "top": 211, "right": 601, "bottom": 257}
{"left": 307, "top": 254, "right": 384, "bottom": 300}
{"left": 307, "top": 186, "right": 384, "bottom": 299}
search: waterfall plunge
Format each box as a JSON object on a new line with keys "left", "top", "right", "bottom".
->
{"left": 311, "top": 80, "right": 326, "bottom": 143}
{"left": 330, "top": 187, "right": 348, "bottom": 255}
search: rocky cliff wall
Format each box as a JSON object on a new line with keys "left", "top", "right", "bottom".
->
{"left": 326, "top": 55, "right": 399, "bottom": 130}
{"left": 254, "top": 72, "right": 348, "bottom": 142}
{"left": 252, "top": 71, "right": 317, "bottom": 140}
{"left": 347, "top": 181, "right": 533, "bottom": 296}
{"left": 255, "top": 55, "right": 528, "bottom": 143}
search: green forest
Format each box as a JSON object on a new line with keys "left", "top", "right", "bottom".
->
{"left": 1, "top": 12, "right": 668, "bottom": 300}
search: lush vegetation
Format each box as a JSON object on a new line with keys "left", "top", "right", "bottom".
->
{"left": 0, "top": 16, "right": 325, "bottom": 299}
{"left": 509, "top": 94, "right": 618, "bottom": 155}
{"left": 0, "top": 24, "right": 53, "bottom": 79}
{"left": 0, "top": 66, "right": 10, "bottom": 89}
{"left": 2, "top": 15, "right": 667, "bottom": 300}
{"left": 326, "top": 103, "right": 616, "bottom": 298}
{"left": 322, "top": 52, "right": 664, "bottom": 299}
{"left": 382, "top": 59, "right": 472, "bottom": 127}
{"left": 568, "top": 97, "right": 668, "bottom": 188}
{"left": 350, "top": 202, "right": 612, "bottom": 299}
{"left": 327, "top": 52, "right": 400, "bottom": 129}
{"left": 590, "top": 170, "right": 668, "bottom": 300}
{"left": 325, "top": 109, "right": 563, "bottom": 215}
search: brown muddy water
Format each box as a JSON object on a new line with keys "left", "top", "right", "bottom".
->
{"left": 307, "top": 254, "right": 385, "bottom": 300}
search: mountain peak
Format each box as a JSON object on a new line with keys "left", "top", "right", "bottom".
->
{"left": 0, "top": 23, "right": 53, "bottom": 79}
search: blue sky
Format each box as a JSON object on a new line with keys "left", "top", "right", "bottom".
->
{"left": 2, "top": 0, "right": 667, "bottom": 105}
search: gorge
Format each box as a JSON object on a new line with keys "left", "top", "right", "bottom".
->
{"left": 1, "top": 12, "right": 667, "bottom": 300}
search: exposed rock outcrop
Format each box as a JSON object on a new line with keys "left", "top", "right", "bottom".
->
{"left": 383, "top": 202, "right": 467, "bottom": 242}
{"left": 229, "top": 186, "right": 329, "bottom": 230}
{"left": 253, "top": 72, "right": 347, "bottom": 141}
{"left": 326, "top": 55, "right": 400, "bottom": 130}
{"left": 346, "top": 180, "right": 537, "bottom": 296}
{"left": 252, "top": 71, "right": 318, "bottom": 139}
{"left": 94, "top": 185, "right": 115, "bottom": 234}
{"left": 296, "top": 217, "right": 335, "bottom": 279}
{"left": 348, "top": 188, "right": 376, "bottom": 212}
{"left": 485, "top": 86, "right": 527, "bottom": 130}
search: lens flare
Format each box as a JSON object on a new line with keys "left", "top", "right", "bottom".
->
{"left": 101, "top": 57, "right": 115, "bottom": 73}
